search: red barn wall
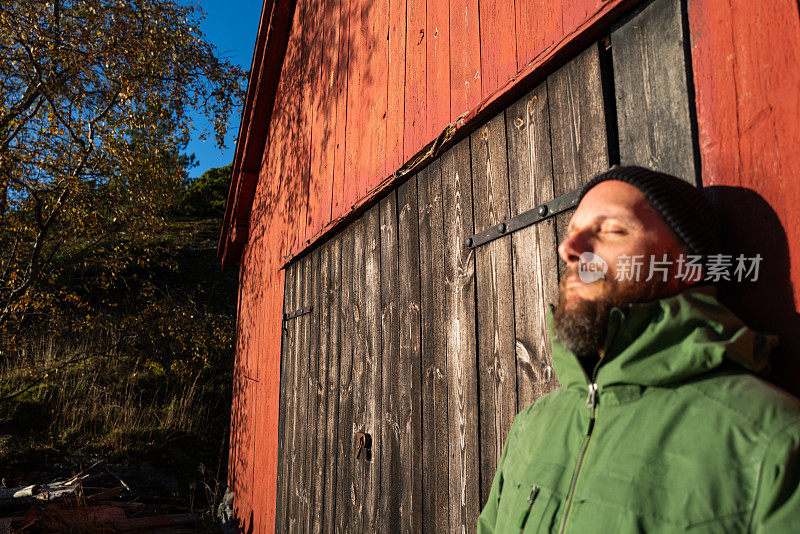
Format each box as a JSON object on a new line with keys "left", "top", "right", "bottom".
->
{"left": 225, "top": 0, "right": 800, "bottom": 531}
{"left": 688, "top": 0, "right": 800, "bottom": 390}
{"left": 277, "top": 0, "right": 638, "bottom": 261}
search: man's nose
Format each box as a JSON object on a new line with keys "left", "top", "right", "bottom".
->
{"left": 558, "top": 230, "right": 591, "bottom": 264}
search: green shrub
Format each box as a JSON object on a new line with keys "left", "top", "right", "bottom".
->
{"left": 175, "top": 163, "right": 233, "bottom": 217}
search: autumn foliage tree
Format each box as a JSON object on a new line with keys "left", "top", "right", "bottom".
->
{"left": 0, "top": 0, "right": 245, "bottom": 331}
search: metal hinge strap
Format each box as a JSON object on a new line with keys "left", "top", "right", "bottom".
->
{"left": 466, "top": 187, "right": 582, "bottom": 249}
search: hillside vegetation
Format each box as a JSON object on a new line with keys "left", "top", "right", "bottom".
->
{"left": 0, "top": 166, "right": 237, "bottom": 510}
{"left": 1, "top": 3, "right": 245, "bottom": 521}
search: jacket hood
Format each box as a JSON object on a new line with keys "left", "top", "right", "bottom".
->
{"left": 546, "top": 284, "right": 778, "bottom": 392}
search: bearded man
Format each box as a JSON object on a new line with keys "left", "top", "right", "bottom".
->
{"left": 477, "top": 166, "right": 800, "bottom": 533}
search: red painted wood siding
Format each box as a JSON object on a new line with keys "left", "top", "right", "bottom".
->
{"left": 688, "top": 0, "right": 800, "bottom": 391}
{"left": 689, "top": 0, "right": 800, "bottom": 283}
{"left": 270, "top": 0, "right": 638, "bottom": 261}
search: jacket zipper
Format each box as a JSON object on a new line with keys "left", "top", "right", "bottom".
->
{"left": 517, "top": 484, "right": 540, "bottom": 533}
{"left": 557, "top": 381, "right": 598, "bottom": 534}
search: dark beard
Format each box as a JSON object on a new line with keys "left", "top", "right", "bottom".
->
{"left": 552, "top": 270, "right": 660, "bottom": 358}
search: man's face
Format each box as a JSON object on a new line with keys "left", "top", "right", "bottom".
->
{"left": 553, "top": 180, "right": 692, "bottom": 358}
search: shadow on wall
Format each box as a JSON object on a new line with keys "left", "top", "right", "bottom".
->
{"left": 248, "top": 0, "right": 382, "bottom": 256}
{"left": 229, "top": 1, "right": 385, "bottom": 529}
{"left": 707, "top": 186, "right": 800, "bottom": 398}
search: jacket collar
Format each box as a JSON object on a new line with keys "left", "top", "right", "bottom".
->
{"left": 546, "top": 284, "right": 778, "bottom": 397}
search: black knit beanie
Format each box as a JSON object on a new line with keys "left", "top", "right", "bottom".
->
{"left": 579, "top": 166, "right": 720, "bottom": 258}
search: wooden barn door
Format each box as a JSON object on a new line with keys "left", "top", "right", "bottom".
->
{"left": 274, "top": 0, "right": 696, "bottom": 531}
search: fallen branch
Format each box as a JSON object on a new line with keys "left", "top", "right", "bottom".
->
{"left": 0, "top": 486, "right": 38, "bottom": 501}
{"left": 104, "top": 466, "right": 132, "bottom": 495}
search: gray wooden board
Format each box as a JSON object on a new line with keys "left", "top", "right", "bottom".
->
{"left": 335, "top": 224, "right": 355, "bottom": 533}
{"left": 547, "top": 44, "right": 610, "bottom": 279}
{"left": 469, "top": 113, "right": 518, "bottom": 504}
{"left": 416, "top": 161, "right": 450, "bottom": 533}
{"left": 349, "top": 215, "right": 367, "bottom": 534}
{"left": 441, "top": 138, "right": 481, "bottom": 534}
{"left": 611, "top": 0, "right": 696, "bottom": 182}
{"left": 505, "top": 82, "right": 561, "bottom": 409}
{"left": 302, "top": 249, "right": 322, "bottom": 533}
{"left": 285, "top": 258, "right": 306, "bottom": 532}
{"left": 397, "top": 176, "right": 424, "bottom": 533}
{"left": 378, "top": 190, "right": 402, "bottom": 532}
{"left": 323, "top": 235, "right": 342, "bottom": 533}
{"left": 291, "top": 254, "right": 313, "bottom": 531}
{"left": 297, "top": 256, "right": 312, "bottom": 529}
{"left": 275, "top": 262, "right": 297, "bottom": 533}
{"left": 362, "top": 204, "right": 383, "bottom": 532}
{"left": 310, "top": 241, "right": 330, "bottom": 534}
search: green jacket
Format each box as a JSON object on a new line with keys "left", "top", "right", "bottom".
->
{"left": 477, "top": 285, "right": 800, "bottom": 533}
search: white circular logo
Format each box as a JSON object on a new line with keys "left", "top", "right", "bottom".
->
{"left": 578, "top": 252, "right": 608, "bottom": 283}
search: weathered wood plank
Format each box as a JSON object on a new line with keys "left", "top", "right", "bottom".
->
{"left": 294, "top": 0, "right": 314, "bottom": 251}
{"left": 505, "top": 83, "right": 561, "bottom": 409}
{"left": 416, "top": 161, "right": 450, "bottom": 533}
{"left": 547, "top": 44, "right": 610, "bottom": 278}
{"left": 396, "top": 176, "right": 424, "bottom": 533}
{"left": 563, "top": 0, "right": 606, "bottom": 34}
{"left": 233, "top": 256, "right": 257, "bottom": 529}
{"left": 285, "top": 257, "right": 307, "bottom": 532}
{"left": 469, "top": 114, "right": 518, "bottom": 504}
{"left": 479, "top": 0, "right": 518, "bottom": 96}
{"left": 449, "top": 0, "right": 482, "bottom": 120}
{"left": 339, "top": 0, "right": 363, "bottom": 214}
{"left": 348, "top": 215, "right": 367, "bottom": 534}
{"left": 426, "top": 0, "right": 450, "bottom": 141}
{"left": 386, "top": 0, "right": 406, "bottom": 175}
{"left": 612, "top": 0, "right": 696, "bottom": 182}
{"left": 275, "top": 262, "right": 298, "bottom": 533}
{"left": 340, "top": 0, "right": 390, "bottom": 215}
{"left": 302, "top": 249, "right": 322, "bottom": 533}
{"left": 362, "top": 204, "right": 383, "bottom": 532}
{"left": 227, "top": 371, "right": 242, "bottom": 510}
{"left": 441, "top": 138, "right": 481, "bottom": 534}
{"left": 334, "top": 225, "right": 355, "bottom": 533}
{"left": 404, "top": 0, "right": 427, "bottom": 160}
{"left": 515, "top": 0, "right": 563, "bottom": 70}
{"left": 284, "top": 0, "right": 310, "bottom": 254}
{"left": 232, "top": 258, "right": 258, "bottom": 526}
{"left": 378, "top": 190, "right": 402, "bottom": 532}
{"left": 310, "top": 241, "right": 331, "bottom": 534}
{"left": 291, "top": 254, "right": 314, "bottom": 532}
{"left": 322, "top": 236, "right": 342, "bottom": 533}
{"left": 241, "top": 380, "right": 255, "bottom": 532}
{"left": 330, "top": 0, "right": 351, "bottom": 218}
{"left": 306, "top": 0, "right": 339, "bottom": 242}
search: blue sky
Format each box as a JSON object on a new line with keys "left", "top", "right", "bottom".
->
{"left": 186, "top": 1, "right": 264, "bottom": 178}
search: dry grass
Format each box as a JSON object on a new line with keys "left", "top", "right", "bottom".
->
{"left": 0, "top": 338, "right": 211, "bottom": 453}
